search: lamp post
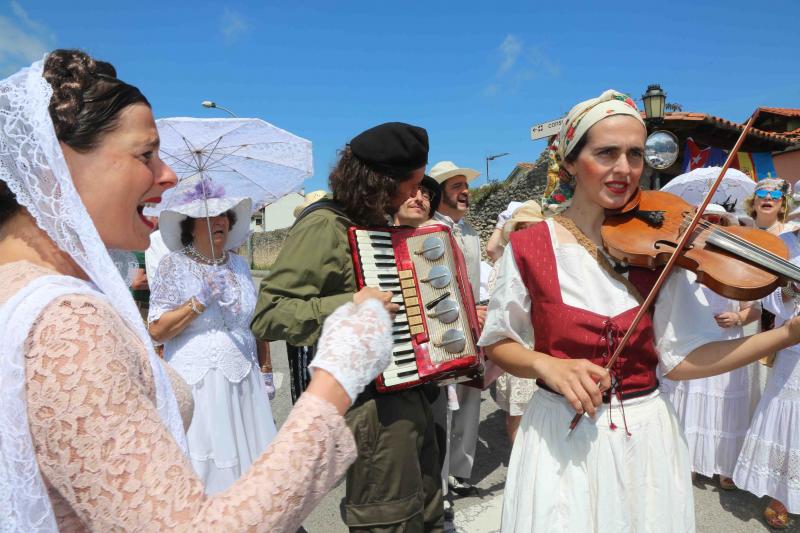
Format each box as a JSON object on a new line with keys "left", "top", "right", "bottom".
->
{"left": 201, "top": 100, "right": 238, "bottom": 118}
{"left": 641, "top": 84, "right": 666, "bottom": 125}
{"left": 485, "top": 152, "right": 510, "bottom": 183}
{"left": 641, "top": 84, "right": 668, "bottom": 190}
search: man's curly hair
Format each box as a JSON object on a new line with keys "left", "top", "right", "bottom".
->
{"left": 329, "top": 146, "right": 415, "bottom": 226}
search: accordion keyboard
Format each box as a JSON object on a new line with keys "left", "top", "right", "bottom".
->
{"left": 354, "top": 230, "right": 421, "bottom": 387}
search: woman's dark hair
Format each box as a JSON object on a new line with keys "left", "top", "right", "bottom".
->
{"left": 556, "top": 133, "right": 589, "bottom": 188}
{"left": 180, "top": 210, "right": 238, "bottom": 247}
{"left": 0, "top": 49, "right": 150, "bottom": 225}
{"left": 44, "top": 49, "right": 150, "bottom": 153}
{"left": 329, "top": 146, "right": 416, "bottom": 226}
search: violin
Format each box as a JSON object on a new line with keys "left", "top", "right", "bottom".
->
{"left": 602, "top": 188, "right": 800, "bottom": 301}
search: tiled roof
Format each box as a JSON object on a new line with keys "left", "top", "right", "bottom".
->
{"left": 515, "top": 162, "right": 535, "bottom": 169}
{"left": 655, "top": 111, "right": 797, "bottom": 145}
{"left": 758, "top": 107, "right": 800, "bottom": 118}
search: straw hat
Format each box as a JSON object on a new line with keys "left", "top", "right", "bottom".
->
{"left": 293, "top": 190, "right": 328, "bottom": 218}
{"left": 429, "top": 160, "right": 480, "bottom": 185}
{"left": 501, "top": 200, "right": 545, "bottom": 244}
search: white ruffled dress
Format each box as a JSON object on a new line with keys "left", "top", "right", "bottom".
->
{"left": 149, "top": 251, "right": 276, "bottom": 495}
{"left": 659, "top": 283, "right": 762, "bottom": 479}
{"left": 479, "top": 220, "right": 721, "bottom": 532}
{"left": 733, "top": 230, "right": 800, "bottom": 512}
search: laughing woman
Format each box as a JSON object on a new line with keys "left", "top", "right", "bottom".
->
{"left": 147, "top": 184, "right": 277, "bottom": 494}
{"left": 479, "top": 90, "right": 800, "bottom": 532}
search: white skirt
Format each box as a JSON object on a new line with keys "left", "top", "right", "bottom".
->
{"left": 501, "top": 388, "right": 694, "bottom": 533}
{"left": 185, "top": 366, "right": 277, "bottom": 495}
{"left": 733, "top": 350, "right": 800, "bottom": 513}
{"left": 660, "top": 363, "right": 761, "bottom": 478}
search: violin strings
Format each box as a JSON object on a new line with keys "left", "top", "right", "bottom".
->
{"left": 680, "top": 214, "right": 800, "bottom": 278}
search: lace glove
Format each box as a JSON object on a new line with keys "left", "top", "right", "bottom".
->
{"left": 495, "top": 202, "right": 522, "bottom": 229}
{"left": 196, "top": 268, "right": 232, "bottom": 307}
{"left": 308, "top": 299, "right": 393, "bottom": 402}
{"left": 262, "top": 371, "right": 276, "bottom": 400}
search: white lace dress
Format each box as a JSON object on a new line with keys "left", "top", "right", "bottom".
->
{"left": 149, "top": 251, "right": 276, "bottom": 495}
{"left": 659, "top": 284, "right": 762, "bottom": 479}
{"left": 733, "top": 230, "right": 800, "bottom": 512}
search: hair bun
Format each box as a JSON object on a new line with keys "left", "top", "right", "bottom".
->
{"left": 43, "top": 49, "right": 98, "bottom": 138}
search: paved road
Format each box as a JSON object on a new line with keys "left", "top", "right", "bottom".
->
{"left": 267, "top": 339, "right": 795, "bottom": 532}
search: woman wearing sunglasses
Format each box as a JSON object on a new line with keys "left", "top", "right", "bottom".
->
{"left": 744, "top": 179, "right": 796, "bottom": 236}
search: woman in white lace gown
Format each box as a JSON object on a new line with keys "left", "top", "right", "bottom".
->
{"left": 0, "top": 50, "right": 396, "bottom": 532}
{"left": 148, "top": 184, "right": 277, "bottom": 494}
{"left": 659, "top": 206, "right": 762, "bottom": 489}
{"left": 734, "top": 228, "right": 800, "bottom": 528}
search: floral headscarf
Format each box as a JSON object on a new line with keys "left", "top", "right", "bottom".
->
{"left": 555, "top": 89, "right": 645, "bottom": 163}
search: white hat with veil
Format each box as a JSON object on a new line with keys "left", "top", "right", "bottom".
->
{"left": 0, "top": 60, "right": 187, "bottom": 530}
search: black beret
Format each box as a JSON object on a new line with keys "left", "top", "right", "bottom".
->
{"left": 421, "top": 175, "right": 441, "bottom": 217}
{"left": 350, "top": 122, "right": 429, "bottom": 179}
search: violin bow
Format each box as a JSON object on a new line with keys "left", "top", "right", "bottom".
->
{"left": 568, "top": 109, "right": 762, "bottom": 432}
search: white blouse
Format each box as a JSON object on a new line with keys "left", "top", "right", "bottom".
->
{"left": 478, "top": 220, "right": 721, "bottom": 376}
{"left": 149, "top": 251, "right": 258, "bottom": 385}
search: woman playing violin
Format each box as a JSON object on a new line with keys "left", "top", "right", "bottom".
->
{"left": 479, "top": 89, "right": 800, "bottom": 532}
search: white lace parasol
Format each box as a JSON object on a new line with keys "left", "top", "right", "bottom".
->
{"left": 660, "top": 167, "right": 755, "bottom": 214}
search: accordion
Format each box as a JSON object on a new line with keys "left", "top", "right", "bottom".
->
{"left": 348, "top": 224, "right": 483, "bottom": 393}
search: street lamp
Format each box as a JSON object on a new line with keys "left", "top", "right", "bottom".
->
{"left": 641, "top": 84, "right": 666, "bottom": 124}
{"left": 201, "top": 100, "right": 238, "bottom": 118}
{"left": 485, "top": 152, "right": 510, "bottom": 182}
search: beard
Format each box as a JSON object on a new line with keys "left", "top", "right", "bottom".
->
{"left": 443, "top": 192, "right": 469, "bottom": 210}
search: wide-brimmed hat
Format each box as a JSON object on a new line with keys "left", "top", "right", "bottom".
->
{"left": 501, "top": 201, "right": 545, "bottom": 244}
{"left": 158, "top": 179, "right": 252, "bottom": 252}
{"left": 429, "top": 160, "right": 480, "bottom": 185}
{"left": 293, "top": 189, "right": 327, "bottom": 218}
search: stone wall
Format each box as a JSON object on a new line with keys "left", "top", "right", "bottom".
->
{"left": 250, "top": 227, "right": 291, "bottom": 269}
{"left": 465, "top": 153, "right": 549, "bottom": 256}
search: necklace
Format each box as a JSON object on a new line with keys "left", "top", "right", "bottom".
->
{"left": 183, "top": 243, "right": 228, "bottom": 266}
{"left": 553, "top": 215, "right": 644, "bottom": 304}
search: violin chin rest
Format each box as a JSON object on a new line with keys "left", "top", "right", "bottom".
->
{"left": 633, "top": 209, "right": 665, "bottom": 228}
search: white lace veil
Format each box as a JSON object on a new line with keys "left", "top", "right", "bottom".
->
{"left": 0, "top": 59, "right": 188, "bottom": 530}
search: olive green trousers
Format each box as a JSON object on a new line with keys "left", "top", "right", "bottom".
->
{"left": 343, "top": 387, "right": 444, "bottom": 532}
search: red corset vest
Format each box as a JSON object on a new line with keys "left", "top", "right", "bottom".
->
{"left": 509, "top": 221, "right": 659, "bottom": 399}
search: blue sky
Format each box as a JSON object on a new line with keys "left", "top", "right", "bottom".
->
{"left": 2, "top": 0, "right": 799, "bottom": 192}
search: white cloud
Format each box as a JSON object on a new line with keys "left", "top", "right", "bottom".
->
{"left": 0, "top": 1, "right": 55, "bottom": 76}
{"left": 486, "top": 34, "right": 559, "bottom": 96}
{"left": 498, "top": 34, "right": 522, "bottom": 75}
{"left": 221, "top": 8, "right": 249, "bottom": 44}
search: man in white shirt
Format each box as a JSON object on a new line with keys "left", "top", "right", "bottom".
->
{"left": 428, "top": 160, "right": 487, "bottom": 512}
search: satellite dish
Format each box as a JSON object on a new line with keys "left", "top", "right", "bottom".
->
{"left": 644, "top": 130, "right": 679, "bottom": 170}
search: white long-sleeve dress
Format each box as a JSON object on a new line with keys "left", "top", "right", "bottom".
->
{"left": 660, "top": 284, "right": 762, "bottom": 479}
{"left": 478, "top": 219, "right": 726, "bottom": 533}
{"left": 149, "top": 250, "right": 276, "bottom": 495}
{"left": 733, "top": 230, "right": 800, "bottom": 512}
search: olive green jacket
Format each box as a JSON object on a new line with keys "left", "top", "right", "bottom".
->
{"left": 251, "top": 207, "right": 356, "bottom": 346}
